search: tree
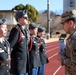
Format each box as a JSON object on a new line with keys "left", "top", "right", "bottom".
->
{"left": 12, "top": 4, "right": 25, "bottom": 10}
{"left": 38, "top": 10, "right": 61, "bottom": 33}
{"left": 24, "top": 4, "right": 39, "bottom": 23}
{"left": 12, "top": 4, "right": 39, "bottom": 23}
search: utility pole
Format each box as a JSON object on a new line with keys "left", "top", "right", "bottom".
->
{"left": 46, "top": 0, "right": 50, "bottom": 39}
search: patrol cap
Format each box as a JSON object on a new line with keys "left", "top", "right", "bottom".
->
{"left": 38, "top": 27, "right": 46, "bottom": 32}
{"left": 61, "top": 10, "right": 76, "bottom": 24}
{"left": 29, "top": 23, "right": 38, "bottom": 29}
{"left": 0, "top": 18, "right": 6, "bottom": 26}
{"left": 15, "top": 10, "right": 27, "bottom": 20}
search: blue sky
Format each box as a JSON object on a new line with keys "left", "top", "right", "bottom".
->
{"left": 0, "top": 0, "right": 63, "bottom": 13}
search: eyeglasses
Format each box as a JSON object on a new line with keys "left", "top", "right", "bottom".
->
{"left": 23, "top": 17, "right": 28, "bottom": 20}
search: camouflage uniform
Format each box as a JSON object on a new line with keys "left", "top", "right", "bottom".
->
{"left": 61, "top": 10, "right": 76, "bottom": 75}
{"left": 64, "top": 31, "right": 76, "bottom": 75}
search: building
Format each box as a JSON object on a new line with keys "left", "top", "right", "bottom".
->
{"left": 63, "top": 0, "right": 76, "bottom": 12}
{"left": 0, "top": 10, "right": 17, "bottom": 30}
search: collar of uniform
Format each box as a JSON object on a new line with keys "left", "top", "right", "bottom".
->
{"left": 37, "top": 35, "right": 40, "bottom": 38}
{"left": 37, "top": 35, "right": 43, "bottom": 39}
{"left": 22, "top": 26, "right": 25, "bottom": 30}
{"left": 18, "top": 23, "right": 25, "bottom": 29}
{"left": 32, "top": 35, "right": 36, "bottom": 38}
{"left": 30, "top": 34, "right": 36, "bottom": 37}
{"left": 67, "top": 29, "right": 76, "bottom": 40}
{"left": 41, "top": 37, "right": 43, "bottom": 39}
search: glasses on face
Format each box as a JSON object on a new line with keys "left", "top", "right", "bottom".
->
{"left": 23, "top": 16, "right": 28, "bottom": 20}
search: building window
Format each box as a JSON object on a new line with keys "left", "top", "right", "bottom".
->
{"left": 70, "top": 1, "right": 75, "bottom": 7}
{"left": 70, "top": 0, "right": 75, "bottom": 4}
{"left": 70, "top": 2, "right": 73, "bottom": 4}
{"left": 70, "top": 5, "right": 75, "bottom": 7}
{"left": 70, "top": 0, "right": 73, "bottom": 2}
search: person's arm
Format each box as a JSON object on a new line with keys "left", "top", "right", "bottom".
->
{"left": 8, "top": 27, "right": 19, "bottom": 48}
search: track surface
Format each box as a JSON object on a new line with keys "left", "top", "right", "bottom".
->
{"left": 45, "top": 41, "right": 65, "bottom": 75}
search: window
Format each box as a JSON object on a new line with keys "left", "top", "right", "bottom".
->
{"left": 70, "top": 5, "right": 75, "bottom": 7}
{"left": 70, "top": 1, "right": 75, "bottom": 7}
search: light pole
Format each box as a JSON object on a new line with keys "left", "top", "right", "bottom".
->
{"left": 46, "top": 0, "right": 50, "bottom": 39}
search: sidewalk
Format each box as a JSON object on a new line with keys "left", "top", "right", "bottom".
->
{"left": 44, "top": 38, "right": 59, "bottom": 43}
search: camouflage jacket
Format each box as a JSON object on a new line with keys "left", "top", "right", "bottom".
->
{"left": 64, "top": 30, "right": 76, "bottom": 71}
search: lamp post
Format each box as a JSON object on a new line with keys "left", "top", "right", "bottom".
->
{"left": 46, "top": 0, "right": 50, "bottom": 39}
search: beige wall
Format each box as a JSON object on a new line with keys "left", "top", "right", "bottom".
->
{"left": 0, "top": 12, "right": 17, "bottom": 25}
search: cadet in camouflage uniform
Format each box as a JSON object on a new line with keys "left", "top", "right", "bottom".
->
{"left": 61, "top": 10, "right": 76, "bottom": 75}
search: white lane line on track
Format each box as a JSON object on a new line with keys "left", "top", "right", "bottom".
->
{"left": 48, "top": 53, "right": 58, "bottom": 59}
{"left": 53, "top": 65, "right": 62, "bottom": 75}
{"left": 46, "top": 46, "right": 59, "bottom": 53}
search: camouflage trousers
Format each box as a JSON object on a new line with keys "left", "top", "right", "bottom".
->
{"left": 65, "top": 66, "right": 76, "bottom": 75}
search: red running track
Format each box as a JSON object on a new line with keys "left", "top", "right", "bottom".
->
{"left": 45, "top": 41, "right": 65, "bottom": 75}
